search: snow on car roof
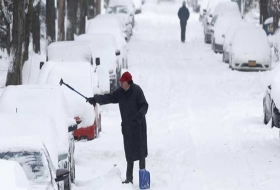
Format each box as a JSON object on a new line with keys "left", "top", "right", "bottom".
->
{"left": 214, "top": 1, "right": 240, "bottom": 17}
{"left": 232, "top": 28, "right": 270, "bottom": 53}
{"left": 108, "top": 0, "right": 134, "bottom": 12}
{"left": 0, "top": 159, "right": 29, "bottom": 190}
{"left": 86, "top": 18, "right": 126, "bottom": 49}
{"left": 0, "top": 85, "right": 74, "bottom": 155}
{"left": 48, "top": 41, "right": 92, "bottom": 62}
{"left": 0, "top": 113, "right": 58, "bottom": 167}
{"left": 76, "top": 33, "right": 118, "bottom": 50}
{"left": 38, "top": 61, "right": 99, "bottom": 126}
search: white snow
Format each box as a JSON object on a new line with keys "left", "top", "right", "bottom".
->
{"left": 231, "top": 28, "right": 271, "bottom": 65}
{"left": 0, "top": 113, "right": 58, "bottom": 167}
{"left": 0, "top": 159, "right": 30, "bottom": 190}
{"left": 1, "top": 0, "right": 280, "bottom": 189}
{"left": 71, "top": 0, "right": 280, "bottom": 190}
{"left": 0, "top": 85, "right": 75, "bottom": 156}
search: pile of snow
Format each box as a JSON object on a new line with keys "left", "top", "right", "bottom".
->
{"left": 0, "top": 85, "right": 75, "bottom": 156}
{"left": 0, "top": 113, "right": 58, "bottom": 166}
{"left": 38, "top": 61, "right": 100, "bottom": 127}
{"left": 47, "top": 41, "right": 93, "bottom": 63}
{"left": 0, "top": 159, "right": 29, "bottom": 190}
{"left": 231, "top": 28, "right": 271, "bottom": 62}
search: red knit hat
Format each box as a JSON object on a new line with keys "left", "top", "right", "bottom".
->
{"left": 119, "top": 71, "right": 132, "bottom": 82}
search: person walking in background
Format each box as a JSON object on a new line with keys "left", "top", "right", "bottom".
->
{"left": 178, "top": 1, "right": 190, "bottom": 43}
{"left": 86, "top": 71, "right": 149, "bottom": 185}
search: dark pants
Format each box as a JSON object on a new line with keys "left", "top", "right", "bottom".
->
{"left": 126, "top": 158, "right": 145, "bottom": 181}
{"left": 180, "top": 21, "right": 187, "bottom": 42}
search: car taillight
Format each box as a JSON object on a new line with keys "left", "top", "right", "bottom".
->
{"left": 74, "top": 117, "right": 82, "bottom": 125}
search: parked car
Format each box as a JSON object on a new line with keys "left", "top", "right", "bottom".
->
{"left": 264, "top": 66, "right": 280, "bottom": 130}
{"left": 204, "top": 1, "right": 240, "bottom": 43}
{"left": 76, "top": 33, "right": 122, "bottom": 92}
{"left": 229, "top": 28, "right": 271, "bottom": 71}
{"left": 87, "top": 17, "right": 128, "bottom": 70}
{"left": 0, "top": 159, "right": 30, "bottom": 190}
{"left": 211, "top": 15, "right": 241, "bottom": 53}
{"left": 222, "top": 21, "right": 253, "bottom": 63}
{"left": 0, "top": 85, "right": 76, "bottom": 190}
{"left": 107, "top": 0, "right": 135, "bottom": 27}
{"left": 47, "top": 41, "right": 108, "bottom": 94}
{"left": 106, "top": 7, "right": 133, "bottom": 39}
{"left": 38, "top": 61, "right": 102, "bottom": 141}
{"left": 0, "top": 137, "right": 69, "bottom": 190}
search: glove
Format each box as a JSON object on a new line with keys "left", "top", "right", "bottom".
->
{"left": 86, "top": 97, "right": 96, "bottom": 106}
{"left": 137, "top": 112, "right": 143, "bottom": 122}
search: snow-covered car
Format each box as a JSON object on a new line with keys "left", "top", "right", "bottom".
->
{"left": 263, "top": 85, "right": 273, "bottom": 125}
{"left": 0, "top": 159, "right": 30, "bottom": 190}
{"left": 204, "top": 0, "right": 240, "bottom": 43}
{"left": 0, "top": 137, "right": 69, "bottom": 190}
{"left": 106, "top": 7, "right": 133, "bottom": 39}
{"left": 264, "top": 66, "right": 280, "bottom": 129}
{"left": 86, "top": 17, "right": 128, "bottom": 70}
{"left": 132, "top": 0, "right": 142, "bottom": 14}
{"left": 229, "top": 28, "right": 271, "bottom": 71}
{"left": 38, "top": 61, "right": 102, "bottom": 141}
{"left": 47, "top": 41, "right": 108, "bottom": 94}
{"left": 0, "top": 85, "right": 76, "bottom": 190}
{"left": 76, "top": 33, "right": 122, "bottom": 92}
{"left": 222, "top": 21, "right": 254, "bottom": 63}
{"left": 107, "top": 0, "right": 135, "bottom": 27}
{"left": 204, "top": 13, "right": 217, "bottom": 43}
{"left": 211, "top": 15, "right": 242, "bottom": 53}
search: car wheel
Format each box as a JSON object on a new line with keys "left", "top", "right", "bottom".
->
{"left": 94, "top": 120, "right": 98, "bottom": 138}
{"left": 80, "top": 136, "right": 87, "bottom": 141}
{"left": 64, "top": 174, "right": 72, "bottom": 190}
{"left": 263, "top": 100, "right": 269, "bottom": 124}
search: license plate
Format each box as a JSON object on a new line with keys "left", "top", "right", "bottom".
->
{"left": 248, "top": 60, "right": 256, "bottom": 67}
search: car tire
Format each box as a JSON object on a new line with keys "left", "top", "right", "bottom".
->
{"left": 263, "top": 100, "right": 269, "bottom": 125}
{"left": 70, "top": 156, "right": 75, "bottom": 183}
{"left": 64, "top": 175, "right": 72, "bottom": 190}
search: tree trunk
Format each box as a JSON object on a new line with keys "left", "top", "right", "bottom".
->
{"left": 46, "top": 0, "right": 55, "bottom": 44}
{"left": 76, "top": 0, "right": 86, "bottom": 35}
{"left": 57, "top": 0, "right": 65, "bottom": 41}
{"left": 260, "top": 0, "right": 269, "bottom": 24}
{"left": 32, "top": 1, "right": 40, "bottom": 54}
{"left": 6, "top": 23, "right": 10, "bottom": 55}
{"left": 87, "top": 0, "right": 95, "bottom": 20}
{"left": 66, "top": 0, "right": 78, "bottom": 40}
{"left": 23, "top": 0, "right": 34, "bottom": 62}
{"left": 6, "top": 0, "right": 25, "bottom": 86}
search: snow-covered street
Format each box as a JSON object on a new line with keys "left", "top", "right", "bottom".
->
{"left": 73, "top": 0, "right": 280, "bottom": 189}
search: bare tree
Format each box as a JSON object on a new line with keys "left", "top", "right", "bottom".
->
{"left": 6, "top": 0, "right": 25, "bottom": 86}
{"left": 23, "top": 0, "right": 34, "bottom": 62}
{"left": 76, "top": 0, "right": 87, "bottom": 35}
{"left": 32, "top": 0, "right": 41, "bottom": 53}
{"left": 57, "top": 0, "right": 65, "bottom": 41}
{"left": 66, "top": 0, "right": 78, "bottom": 40}
{"left": 260, "top": 0, "right": 269, "bottom": 24}
{"left": 0, "top": 0, "right": 12, "bottom": 55}
{"left": 46, "top": 0, "right": 55, "bottom": 44}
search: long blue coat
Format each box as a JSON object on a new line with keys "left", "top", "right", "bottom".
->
{"left": 94, "top": 83, "right": 149, "bottom": 162}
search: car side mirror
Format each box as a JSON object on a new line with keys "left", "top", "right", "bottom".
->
{"left": 209, "top": 14, "right": 213, "bottom": 18}
{"left": 125, "top": 37, "right": 128, "bottom": 42}
{"left": 68, "top": 124, "right": 78, "bottom": 132}
{"left": 40, "top": 62, "right": 44, "bottom": 69}
{"left": 96, "top": 57, "right": 100, "bottom": 66}
{"left": 116, "top": 50, "right": 121, "bottom": 56}
{"left": 55, "top": 169, "right": 69, "bottom": 182}
{"left": 268, "top": 85, "right": 271, "bottom": 90}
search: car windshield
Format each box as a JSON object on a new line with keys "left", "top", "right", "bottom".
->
{"left": 107, "top": 6, "right": 128, "bottom": 14}
{"left": 0, "top": 150, "right": 51, "bottom": 183}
